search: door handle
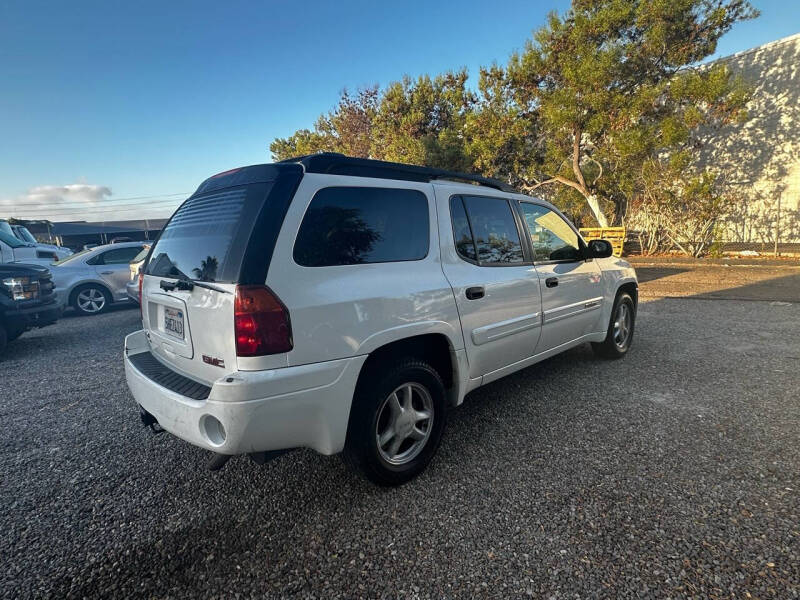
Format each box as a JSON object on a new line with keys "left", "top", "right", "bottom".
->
{"left": 100, "top": 271, "right": 113, "bottom": 275}
{"left": 465, "top": 286, "right": 485, "bottom": 300}
{"left": 545, "top": 277, "right": 559, "bottom": 288}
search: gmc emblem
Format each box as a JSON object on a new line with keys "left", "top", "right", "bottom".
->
{"left": 202, "top": 355, "right": 225, "bottom": 368}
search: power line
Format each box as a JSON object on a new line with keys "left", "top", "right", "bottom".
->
{"left": 3, "top": 198, "right": 184, "bottom": 215}
{"left": 6, "top": 209, "right": 180, "bottom": 221}
{"left": 8, "top": 192, "right": 189, "bottom": 209}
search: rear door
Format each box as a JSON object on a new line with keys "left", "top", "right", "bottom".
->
{"left": 91, "top": 246, "right": 144, "bottom": 300}
{"left": 516, "top": 201, "right": 604, "bottom": 352}
{"left": 141, "top": 164, "right": 303, "bottom": 384}
{"left": 439, "top": 192, "right": 542, "bottom": 379}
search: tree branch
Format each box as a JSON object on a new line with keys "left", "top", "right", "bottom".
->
{"left": 572, "top": 126, "right": 588, "bottom": 190}
{"left": 523, "top": 175, "right": 587, "bottom": 196}
{"left": 586, "top": 155, "right": 604, "bottom": 187}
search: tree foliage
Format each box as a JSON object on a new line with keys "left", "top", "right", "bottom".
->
{"left": 270, "top": 0, "right": 758, "bottom": 238}
{"left": 505, "top": 0, "right": 757, "bottom": 225}
{"left": 628, "top": 154, "right": 733, "bottom": 257}
{"left": 270, "top": 87, "right": 379, "bottom": 159}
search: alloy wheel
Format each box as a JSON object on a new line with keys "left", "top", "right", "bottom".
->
{"left": 76, "top": 288, "right": 106, "bottom": 314}
{"left": 375, "top": 382, "right": 434, "bottom": 466}
{"left": 613, "top": 302, "right": 631, "bottom": 349}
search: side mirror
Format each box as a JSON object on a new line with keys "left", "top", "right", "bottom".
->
{"left": 587, "top": 239, "right": 613, "bottom": 259}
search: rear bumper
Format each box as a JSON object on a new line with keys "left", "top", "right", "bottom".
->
{"left": 124, "top": 330, "right": 367, "bottom": 455}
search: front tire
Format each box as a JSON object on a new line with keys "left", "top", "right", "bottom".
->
{"left": 6, "top": 324, "right": 24, "bottom": 342}
{"left": 591, "top": 291, "right": 636, "bottom": 359}
{"left": 344, "top": 358, "right": 447, "bottom": 486}
{"left": 71, "top": 284, "right": 111, "bottom": 316}
{"left": 0, "top": 322, "right": 7, "bottom": 356}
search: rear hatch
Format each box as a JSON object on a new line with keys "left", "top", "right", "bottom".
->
{"left": 141, "top": 164, "right": 302, "bottom": 384}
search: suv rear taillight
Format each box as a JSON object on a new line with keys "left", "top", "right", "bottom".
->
{"left": 138, "top": 271, "right": 143, "bottom": 317}
{"left": 234, "top": 285, "right": 293, "bottom": 356}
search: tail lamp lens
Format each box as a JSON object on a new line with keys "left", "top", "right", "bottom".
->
{"left": 234, "top": 285, "right": 292, "bottom": 356}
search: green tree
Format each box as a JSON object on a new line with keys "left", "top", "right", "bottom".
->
{"left": 270, "top": 86, "right": 379, "bottom": 160}
{"left": 371, "top": 70, "right": 475, "bottom": 171}
{"left": 505, "top": 0, "right": 757, "bottom": 225}
{"left": 464, "top": 65, "right": 545, "bottom": 190}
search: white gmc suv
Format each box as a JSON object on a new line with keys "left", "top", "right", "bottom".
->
{"left": 124, "top": 154, "right": 638, "bottom": 485}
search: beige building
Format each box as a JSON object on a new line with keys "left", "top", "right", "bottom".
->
{"left": 699, "top": 33, "right": 800, "bottom": 247}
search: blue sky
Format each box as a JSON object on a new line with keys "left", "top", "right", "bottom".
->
{"left": 0, "top": 0, "right": 797, "bottom": 221}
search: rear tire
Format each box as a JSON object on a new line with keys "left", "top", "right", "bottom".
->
{"left": 343, "top": 358, "right": 447, "bottom": 486}
{"left": 591, "top": 291, "right": 635, "bottom": 359}
{"left": 71, "top": 284, "right": 111, "bottom": 316}
{"left": 0, "top": 322, "right": 7, "bottom": 356}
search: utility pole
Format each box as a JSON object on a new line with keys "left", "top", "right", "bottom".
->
{"left": 774, "top": 191, "right": 781, "bottom": 258}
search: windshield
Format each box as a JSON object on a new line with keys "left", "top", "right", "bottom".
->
{"left": 0, "top": 229, "right": 26, "bottom": 248}
{"left": 54, "top": 248, "right": 93, "bottom": 265}
{"left": 130, "top": 247, "right": 150, "bottom": 264}
{"left": 146, "top": 184, "right": 272, "bottom": 282}
{"left": 14, "top": 226, "right": 38, "bottom": 244}
{"left": 0, "top": 221, "right": 13, "bottom": 236}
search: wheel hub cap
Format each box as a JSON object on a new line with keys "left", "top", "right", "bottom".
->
{"left": 375, "top": 382, "right": 434, "bottom": 466}
{"left": 77, "top": 289, "right": 106, "bottom": 313}
{"left": 613, "top": 303, "right": 631, "bottom": 349}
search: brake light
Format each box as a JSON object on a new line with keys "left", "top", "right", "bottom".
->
{"left": 138, "top": 271, "right": 143, "bottom": 317}
{"left": 234, "top": 285, "right": 292, "bottom": 356}
{"left": 210, "top": 167, "right": 242, "bottom": 179}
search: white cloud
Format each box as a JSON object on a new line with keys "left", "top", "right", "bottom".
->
{"left": 0, "top": 183, "right": 177, "bottom": 222}
{"left": 0, "top": 183, "right": 112, "bottom": 222}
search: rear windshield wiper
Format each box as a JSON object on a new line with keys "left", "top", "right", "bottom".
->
{"left": 159, "top": 277, "right": 231, "bottom": 294}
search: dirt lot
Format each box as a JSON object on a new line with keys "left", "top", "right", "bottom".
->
{"left": 1, "top": 261, "right": 798, "bottom": 599}
{"left": 631, "top": 257, "right": 800, "bottom": 302}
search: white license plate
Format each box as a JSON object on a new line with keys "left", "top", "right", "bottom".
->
{"left": 163, "top": 307, "right": 185, "bottom": 339}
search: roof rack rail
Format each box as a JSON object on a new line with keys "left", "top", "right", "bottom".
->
{"left": 279, "top": 152, "right": 517, "bottom": 193}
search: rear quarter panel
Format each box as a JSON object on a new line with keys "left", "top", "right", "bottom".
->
{"left": 266, "top": 174, "right": 464, "bottom": 368}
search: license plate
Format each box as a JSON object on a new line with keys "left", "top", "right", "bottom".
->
{"left": 163, "top": 307, "right": 184, "bottom": 339}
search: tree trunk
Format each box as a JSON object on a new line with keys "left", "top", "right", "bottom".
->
{"left": 585, "top": 194, "right": 609, "bottom": 227}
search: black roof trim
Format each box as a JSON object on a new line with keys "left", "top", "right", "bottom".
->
{"left": 280, "top": 153, "right": 517, "bottom": 193}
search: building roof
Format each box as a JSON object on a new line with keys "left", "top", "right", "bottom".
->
{"left": 51, "top": 219, "right": 168, "bottom": 236}
{"left": 712, "top": 32, "right": 800, "bottom": 64}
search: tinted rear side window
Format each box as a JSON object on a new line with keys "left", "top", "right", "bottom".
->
{"left": 450, "top": 197, "right": 477, "bottom": 262}
{"left": 293, "top": 187, "right": 429, "bottom": 267}
{"left": 461, "top": 195, "right": 524, "bottom": 264}
{"left": 146, "top": 184, "right": 271, "bottom": 282}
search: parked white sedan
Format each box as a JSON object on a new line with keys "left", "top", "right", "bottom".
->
{"left": 51, "top": 242, "right": 147, "bottom": 315}
{"left": 125, "top": 245, "right": 151, "bottom": 303}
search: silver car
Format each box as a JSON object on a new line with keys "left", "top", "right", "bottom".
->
{"left": 51, "top": 242, "right": 147, "bottom": 315}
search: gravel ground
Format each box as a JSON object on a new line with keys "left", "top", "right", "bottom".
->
{"left": 632, "top": 259, "right": 800, "bottom": 302}
{"left": 1, "top": 266, "right": 799, "bottom": 599}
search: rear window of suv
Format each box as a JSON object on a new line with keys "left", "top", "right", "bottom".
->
{"left": 293, "top": 187, "right": 429, "bottom": 267}
{"left": 146, "top": 184, "right": 271, "bottom": 282}
{"left": 145, "top": 164, "right": 304, "bottom": 284}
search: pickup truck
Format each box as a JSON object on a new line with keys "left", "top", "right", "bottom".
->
{"left": 0, "top": 222, "right": 71, "bottom": 266}
{"left": 0, "top": 262, "right": 60, "bottom": 354}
